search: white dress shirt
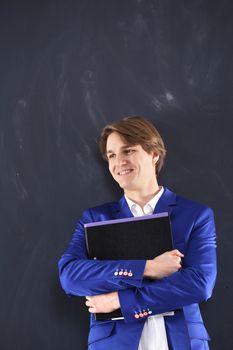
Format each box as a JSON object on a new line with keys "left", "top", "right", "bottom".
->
{"left": 125, "top": 187, "right": 169, "bottom": 350}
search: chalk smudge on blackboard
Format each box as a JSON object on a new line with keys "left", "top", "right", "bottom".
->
{"left": 12, "top": 169, "right": 28, "bottom": 200}
{"left": 213, "top": 170, "right": 231, "bottom": 199}
{"left": 13, "top": 99, "right": 28, "bottom": 150}
{"left": 81, "top": 70, "right": 103, "bottom": 129}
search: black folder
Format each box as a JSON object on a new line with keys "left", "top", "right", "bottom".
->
{"left": 84, "top": 212, "right": 173, "bottom": 320}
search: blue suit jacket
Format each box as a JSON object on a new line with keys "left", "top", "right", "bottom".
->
{"left": 58, "top": 187, "right": 217, "bottom": 350}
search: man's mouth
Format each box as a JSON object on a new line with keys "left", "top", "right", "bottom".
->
{"left": 117, "top": 169, "right": 134, "bottom": 176}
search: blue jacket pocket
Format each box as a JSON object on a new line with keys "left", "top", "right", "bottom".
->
{"left": 88, "top": 322, "right": 115, "bottom": 345}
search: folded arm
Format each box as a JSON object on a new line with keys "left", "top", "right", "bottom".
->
{"left": 84, "top": 249, "right": 183, "bottom": 314}
{"left": 59, "top": 206, "right": 216, "bottom": 322}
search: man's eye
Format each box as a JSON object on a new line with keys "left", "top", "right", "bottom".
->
{"left": 125, "top": 149, "right": 135, "bottom": 155}
{"left": 108, "top": 154, "right": 115, "bottom": 159}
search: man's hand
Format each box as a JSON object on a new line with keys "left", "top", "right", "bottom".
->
{"left": 144, "top": 249, "right": 184, "bottom": 279}
{"left": 85, "top": 291, "right": 120, "bottom": 313}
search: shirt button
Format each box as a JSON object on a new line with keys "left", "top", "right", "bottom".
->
{"left": 134, "top": 313, "right": 140, "bottom": 319}
{"left": 128, "top": 271, "right": 133, "bottom": 277}
{"left": 144, "top": 204, "right": 153, "bottom": 215}
{"left": 123, "top": 270, "right": 128, "bottom": 276}
{"left": 119, "top": 270, "right": 123, "bottom": 276}
{"left": 139, "top": 312, "right": 144, "bottom": 318}
{"left": 114, "top": 271, "right": 118, "bottom": 276}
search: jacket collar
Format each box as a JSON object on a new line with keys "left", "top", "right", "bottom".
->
{"left": 115, "top": 187, "right": 177, "bottom": 219}
{"left": 154, "top": 187, "right": 177, "bottom": 215}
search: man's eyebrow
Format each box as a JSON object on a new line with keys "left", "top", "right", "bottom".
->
{"left": 106, "top": 145, "right": 133, "bottom": 154}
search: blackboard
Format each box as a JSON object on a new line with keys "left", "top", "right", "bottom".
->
{"left": 0, "top": 1, "right": 232, "bottom": 349}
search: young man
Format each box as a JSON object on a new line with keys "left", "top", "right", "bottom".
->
{"left": 58, "top": 117, "right": 217, "bottom": 350}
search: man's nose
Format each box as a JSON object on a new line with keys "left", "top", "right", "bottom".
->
{"left": 116, "top": 154, "right": 127, "bottom": 166}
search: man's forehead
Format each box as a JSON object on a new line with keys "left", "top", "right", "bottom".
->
{"left": 106, "top": 132, "right": 138, "bottom": 151}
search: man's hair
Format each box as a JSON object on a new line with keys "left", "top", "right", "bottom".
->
{"left": 98, "top": 116, "right": 166, "bottom": 175}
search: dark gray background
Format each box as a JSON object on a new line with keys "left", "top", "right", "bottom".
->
{"left": 0, "top": 1, "right": 232, "bottom": 349}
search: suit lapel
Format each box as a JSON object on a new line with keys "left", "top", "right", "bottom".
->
{"left": 154, "top": 187, "right": 177, "bottom": 217}
{"left": 113, "top": 195, "right": 134, "bottom": 220}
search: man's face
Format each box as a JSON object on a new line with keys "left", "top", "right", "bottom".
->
{"left": 106, "top": 132, "right": 158, "bottom": 193}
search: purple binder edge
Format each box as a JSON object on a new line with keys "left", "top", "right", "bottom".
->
{"left": 84, "top": 211, "right": 169, "bottom": 228}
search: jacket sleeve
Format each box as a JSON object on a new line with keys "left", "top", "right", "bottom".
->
{"left": 118, "top": 207, "right": 217, "bottom": 323}
{"left": 58, "top": 209, "right": 146, "bottom": 296}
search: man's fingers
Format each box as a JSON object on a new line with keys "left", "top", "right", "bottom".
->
{"left": 171, "top": 249, "right": 184, "bottom": 257}
{"left": 86, "top": 302, "right": 97, "bottom": 312}
{"left": 88, "top": 307, "right": 95, "bottom": 313}
{"left": 175, "top": 256, "right": 183, "bottom": 269}
{"left": 86, "top": 297, "right": 95, "bottom": 309}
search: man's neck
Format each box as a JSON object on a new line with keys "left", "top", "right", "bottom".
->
{"left": 124, "top": 185, "right": 161, "bottom": 209}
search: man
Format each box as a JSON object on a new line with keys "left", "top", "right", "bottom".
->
{"left": 58, "top": 116, "right": 217, "bottom": 350}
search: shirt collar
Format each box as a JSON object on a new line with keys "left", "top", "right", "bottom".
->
{"left": 125, "top": 186, "right": 164, "bottom": 217}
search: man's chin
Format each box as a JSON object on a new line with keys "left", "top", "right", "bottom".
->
{"left": 114, "top": 176, "right": 137, "bottom": 191}
{"left": 118, "top": 182, "right": 136, "bottom": 191}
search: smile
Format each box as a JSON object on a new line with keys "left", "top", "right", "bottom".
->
{"left": 117, "top": 169, "right": 134, "bottom": 176}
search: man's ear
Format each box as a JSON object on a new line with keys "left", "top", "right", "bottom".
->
{"left": 152, "top": 152, "right": 159, "bottom": 165}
